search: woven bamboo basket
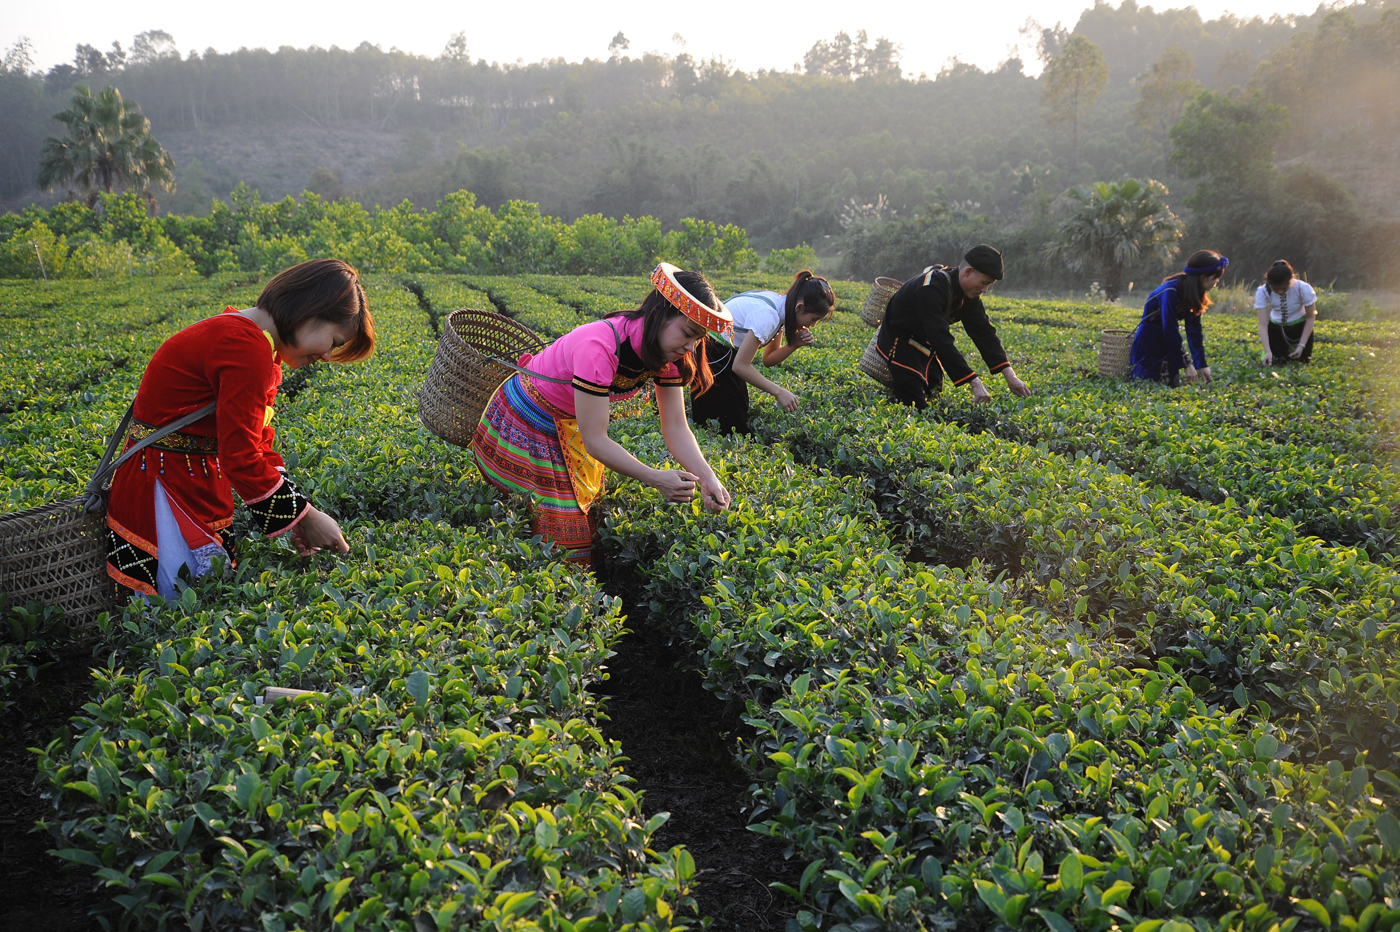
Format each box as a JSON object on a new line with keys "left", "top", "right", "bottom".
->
{"left": 860, "top": 277, "right": 901, "bottom": 327}
{"left": 419, "top": 309, "right": 547, "bottom": 447}
{"left": 1098, "top": 328, "right": 1134, "bottom": 378}
{"left": 858, "top": 333, "right": 894, "bottom": 387}
{"left": 0, "top": 499, "right": 111, "bottom": 629}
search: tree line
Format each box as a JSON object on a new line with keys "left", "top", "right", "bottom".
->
{"left": 0, "top": 186, "right": 811, "bottom": 281}
{"left": 0, "top": 1, "right": 1397, "bottom": 289}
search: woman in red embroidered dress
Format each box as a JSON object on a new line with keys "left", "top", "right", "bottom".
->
{"left": 106, "top": 259, "right": 375, "bottom": 598}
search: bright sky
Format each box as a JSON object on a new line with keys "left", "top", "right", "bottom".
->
{"left": 5, "top": 0, "right": 1334, "bottom": 79}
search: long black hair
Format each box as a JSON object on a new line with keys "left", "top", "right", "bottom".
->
{"left": 782, "top": 270, "right": 836, "bottom": 344}
{"left": 1160, "top": 249, "right": 1223, "bottom": 315}
{"left": 608, "top": 268, "right": 715, "bottom": 396}
{"left": 1265, "top": 259, "right": 1295, "bottom": 292}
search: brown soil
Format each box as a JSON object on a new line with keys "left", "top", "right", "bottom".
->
{"left": 591, "top": 606, "right": 802, "bottom": 930}
{"left": 0, "top": 649, "right": 108, "bottom": 932}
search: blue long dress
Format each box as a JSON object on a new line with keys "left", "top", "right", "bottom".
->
{"left": 1129, "top": 279, "right": 1207, "bottom": 384}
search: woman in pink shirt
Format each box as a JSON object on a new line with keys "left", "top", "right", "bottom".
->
{"left": 471, "top": 263, "right": 734, "bottom": 567}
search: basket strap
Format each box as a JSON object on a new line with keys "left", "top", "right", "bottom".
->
{"left": 486, "top": 319, "right": 627, "bottom": 387}
{"left": 730, "top": 291, "right": 781, "bottom": 314}
{"left": 484, "top": 356, "right": 573, "bottom": 385}
{"left": 83, "top": 402, "right": 218, "bottom": 512}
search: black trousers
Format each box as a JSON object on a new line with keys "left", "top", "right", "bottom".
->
{"left": 1268, "top": 321, "right": 1314, "bottom": 362}
{"left": 890, "top": 360, "right": 943, "bottom": 409}
{"left": 691, "top": 345, "right": 751, "bottom": 434}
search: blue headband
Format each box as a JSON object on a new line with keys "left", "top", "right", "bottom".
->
{"left": 1184, "top": 256, "right": 1229, "bottom": 275}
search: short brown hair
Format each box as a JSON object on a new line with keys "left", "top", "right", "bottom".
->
{"left": 256, "top": 259, "right": 375, "bottom": 362}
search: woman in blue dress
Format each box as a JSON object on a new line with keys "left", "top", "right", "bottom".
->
{"left": 1129, "top": 249, "right": 1228, "bottom": 386}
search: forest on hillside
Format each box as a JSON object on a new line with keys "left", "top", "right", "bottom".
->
{"left": 0, "top": 0, "right": 1397, "bottom": 287}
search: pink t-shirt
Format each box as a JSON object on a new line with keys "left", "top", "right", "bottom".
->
{"left": 520, "top": 315, "right": 683, "bottom": 417}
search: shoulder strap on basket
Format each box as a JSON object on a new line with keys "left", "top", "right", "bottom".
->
{"left": 498, "top": 318, "right": 626, "bottom": 386}
{"left": 83, "top": 402, "right": 218, "bottom": 512}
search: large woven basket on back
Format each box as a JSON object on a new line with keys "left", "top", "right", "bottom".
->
{"left": 858, "top": 333, "right": 894, "bottom": 387}
{"left": 860, "top": 277, "right": 902, "bottom": 327}
{"left": 1098, "top": 328, "right": 1135, "bottom": 378}
{"left": 1, "top": 400, "right": 215, "bottom": 631}
{"left": 419, "top": 309, "right": 547, "bottom": 447}
{"left": 0, "top": 501, "right": 110, "bottom": 628}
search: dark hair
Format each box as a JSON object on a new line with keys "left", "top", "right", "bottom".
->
{"left": 609, "top": 268, "right": 715, "bottom": 396}
{"left": 1265, "top": 259, "right": 1295, "bottom": 291}
{"left": 1160, "top": 249, "right": 1223, "bottom": 315}
{"left": 257, "top": 258, "right": 375, "bottom": 362}
{"left": 783, "top": 270, "right": 836, "bottom": 345}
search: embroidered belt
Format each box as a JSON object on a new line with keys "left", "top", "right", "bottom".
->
{"left": 127, "top": 418, "right": 220, "bottom": 455}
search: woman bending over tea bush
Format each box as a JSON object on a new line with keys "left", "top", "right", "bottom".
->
{"left": 692, "top": 270, "right": 836, "bottom": 435}
{"left": 1129, "top": 249, "right": 1227, "bottom": 386}
{"left": 1255, "top": 259, "right": 1317, "bottom": 364}
{"left": 106, "top": 259, "right": 375, "bottom": 599}
{"left": 472, "top": 263, "right": 732, "bottom": 568}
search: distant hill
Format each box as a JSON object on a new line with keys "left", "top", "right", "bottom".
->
{"left": 0, "top": 0, "right": 1395, "bottom": 283}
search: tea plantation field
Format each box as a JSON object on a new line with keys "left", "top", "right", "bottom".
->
{"left": 1, "top": 271, "right": 1398, "bottom": 932}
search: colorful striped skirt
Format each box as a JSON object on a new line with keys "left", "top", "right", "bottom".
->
{"left": 471, "top": 374, "right": 599, "bottom": 566}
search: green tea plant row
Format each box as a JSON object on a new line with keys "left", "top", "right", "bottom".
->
{"left": 600, "top": 427, "right": 1400, "bottom": 931}
{"left": 987, "top": 301, "right": 1399, "bottom": 461}
{"left": 455, "top": 277, "right": 586, "bottom": 340}
{"left": 750, "top": 297, "right": 1400, "bottom": 757}
{"left": 986, "top": 305, "right": 1399, "bottom": 547}
{"left": 522, "top": 278, "right": 633, "bottom": 320}
{"left": 751, "top": 400, "right": 1400, "bottom": 758}
{"left": 39, "top": 519, "right": 696, "bottom": 931}
{"left": 769, "top": 295, "right": 1399, "bottom": 551}
{"left": 974, "top": 304, "right": 1396, "bottom": 547}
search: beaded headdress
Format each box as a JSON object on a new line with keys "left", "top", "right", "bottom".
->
{"left": 650, "top": 262, "right": 735, "bottom": 347}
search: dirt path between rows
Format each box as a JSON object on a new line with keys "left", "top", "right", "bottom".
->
{"left": 592, "top": 603, "right": 802, "bottom": 930}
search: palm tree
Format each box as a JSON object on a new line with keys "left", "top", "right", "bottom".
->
{"left": 1045, "top": 179, "right": 1185, "bottom": 301}
{"left": 37, "top": 85, "right": 175, "bottom": 213}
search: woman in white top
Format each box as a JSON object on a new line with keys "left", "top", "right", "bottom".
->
{"left": 691, "top": 270, "right": 836, "bottom": 434}
{"left": 1255, "top": 259, "right": 1317, "bottom": 364}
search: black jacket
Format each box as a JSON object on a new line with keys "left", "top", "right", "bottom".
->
{"left": 876, "top": 266, "right": 1011, "bottom": 388}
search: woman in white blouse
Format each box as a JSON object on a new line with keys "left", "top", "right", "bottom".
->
{"left": 691, "top": 270, "right": 836, "bottom": 434}
{"left": 1255, "top": 260, "right": 1317, "bottom": 364}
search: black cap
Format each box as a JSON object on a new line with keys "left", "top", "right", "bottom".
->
{"left": 964, "top": 244, "right": 1004, "bottom": 281}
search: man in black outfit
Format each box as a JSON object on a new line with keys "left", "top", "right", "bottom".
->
{"left": 875, "top": 243, "right": 1032, "bottom": 408}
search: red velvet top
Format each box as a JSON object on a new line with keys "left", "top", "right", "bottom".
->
{"left": 106, "top": 308, "right": 308, "bottom": 591}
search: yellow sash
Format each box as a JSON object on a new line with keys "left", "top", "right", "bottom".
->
{"left": 556, "top": 417, "right": 605, "bottom": 513}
